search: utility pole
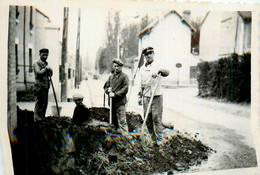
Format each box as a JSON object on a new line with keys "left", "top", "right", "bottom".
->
{"left": 23, "top": 6, "right": 27, "bottom": 90}
{"left": 75, "top": 8, "right": 81, "bottom": 88}
{"left": 117, "top": 30, "right": 120, "bottom": 59}
{"left": 61, "top": 7, "right": 69, "bottom": 102}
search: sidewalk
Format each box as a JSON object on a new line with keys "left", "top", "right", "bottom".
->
{"left": 17, "top": 76, "right": 110, "bottom": 117}
{"left": 17, "top": 101, "right": 76, "bottom": 117}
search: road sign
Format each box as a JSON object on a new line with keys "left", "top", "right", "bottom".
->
{"left": 176, "top": 63, "right": 182, "bottom": 68}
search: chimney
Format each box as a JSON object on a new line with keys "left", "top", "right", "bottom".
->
{"left": 183, "top": 10, "right": 191, "bottom": 23}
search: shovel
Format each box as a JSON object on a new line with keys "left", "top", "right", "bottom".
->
{"left": 103, "top": 92, "right": 106, "bottom": 107}
{"left": 49, "top": 76, "right": 60, "bottom": 117}
{"left": 109, "top": 96, "right": 112, "bottom": 124}
{"left": 141, "top": 74, "right": 161, "bottom": 139}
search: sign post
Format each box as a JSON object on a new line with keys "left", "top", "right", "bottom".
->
{"left": 176, "top": 63, "right": 182, "bottom": 87}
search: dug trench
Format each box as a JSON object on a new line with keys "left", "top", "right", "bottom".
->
{"left": 12, "top": 106, "right": 214, "bottom": 175}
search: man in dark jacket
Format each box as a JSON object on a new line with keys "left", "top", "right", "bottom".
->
{"left": 72, "top": 93, "right": 91, "bottom": 127}
{"left": 103, "top": 58, "right": 129, "bottom": 133}
{"left": 33, "top": 48, "right": 53, "bottom": 121}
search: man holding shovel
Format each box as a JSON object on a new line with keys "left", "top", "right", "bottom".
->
{"left": 103, "top": 58, "right": 129, "bottom": 134}
{"left": 33, "top": 48, "right": 53, "bottom": 121}
{"left": 138, "top": 47, "right": 169, "bottom": 146}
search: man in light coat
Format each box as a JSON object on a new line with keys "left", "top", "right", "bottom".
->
{"left": 138, "top": 47, "right": 169, "bottom": 145}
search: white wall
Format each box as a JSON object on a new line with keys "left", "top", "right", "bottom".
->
{"left": 45, "top": 28, "right": 61, "bottom": 101}
{"left": 139, "top": 12, "right": 197, "bottom": 86}
{"left": 200, "top": 11, "right": 251, "bottom": 62}
{"left": 200, "top": 12, "right": 221, "bottom": 61}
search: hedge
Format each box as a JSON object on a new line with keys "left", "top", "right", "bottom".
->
{"left": 197, "top": 53, "right": 251, "bottom": 103}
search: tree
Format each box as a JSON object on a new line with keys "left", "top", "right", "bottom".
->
{"left": 120, "top": 24, "right": 139, "bottom": 66}
{"left": 98, "top": 11, "right": 119, "bottom": 74}
{"left": 97, "top": 12, "right": 151, "bottom": 73}
{"left": 191, "top": 17, "right": 202, "bottom": 54}
{"left": 140, "top": 14, "right": 150, "bottom": 31}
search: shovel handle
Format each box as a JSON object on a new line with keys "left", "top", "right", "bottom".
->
{"left": 141, "top": 74, "right": 161, "bottom": 138}
{"left": 103, "top": 93, "right": 106, "bottom": 107}
{"left": 49, "top": 76, "right": 60, "bottom": 117}
{"left": 109, "top": 97, "right": 112, "bottom": 124}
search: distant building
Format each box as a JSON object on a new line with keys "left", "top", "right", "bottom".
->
{"left": 199, "top": 11, "right": 251, "bottom": 61}
{"left": 15, "top": 6, "right": 61, "bottom": 101}
{"left": 138, "top": 10, "right": 199, "bottom": 86}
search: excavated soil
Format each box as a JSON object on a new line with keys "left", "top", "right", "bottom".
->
{"left": 12, "top": 106, "right": 213, "bottom": 175}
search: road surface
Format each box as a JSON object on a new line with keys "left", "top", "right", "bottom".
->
{"left": 161, "top": 87, "right": 257, "bottom": 172}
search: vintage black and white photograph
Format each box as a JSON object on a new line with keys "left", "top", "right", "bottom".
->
{"left": 1, "top": 0, "right": 260, "bottom": 174}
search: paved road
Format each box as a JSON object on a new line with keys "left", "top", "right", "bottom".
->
{"left": 161, "top": 87, "right": 257, "bottom": 172}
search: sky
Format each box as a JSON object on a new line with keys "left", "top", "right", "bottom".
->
{"left": 36, "top": 2, "right": 207, "bottom": 72}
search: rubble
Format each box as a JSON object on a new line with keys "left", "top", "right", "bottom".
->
{"left": 13, "top": 106, "right": 213, "bottom": 175}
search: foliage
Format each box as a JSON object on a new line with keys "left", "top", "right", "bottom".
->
{"left": 120, "top": 24, "right": 139, "bottom": 67}
{"left": 97, "top": 12, "right": 151, "bottom": 74}
{"left": 197, "top": 53, "right": 251, "bottom": 103}
{"left": 190, "top": 17, "right": 202, "bottom": 54}
{"left": 140, "top": 15, "right": 150, "bottom": 31}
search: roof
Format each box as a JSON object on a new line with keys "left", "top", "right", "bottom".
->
{"left": 36, "top": 8, "right": 50, "bottom": 20}
{"left": 238, "top": 11, "right": 251, "bottom": 21}
{"left": 138, "top": 10, "right": 196, "bottom": 38}
{"left": 45, "top": 26, "right": 61, "bottom": 30}
{"left": 200, "top": 11, "right": 210, "bottom": 27}
{"left": 200, "top": 11, "right": 251, "bottom": 28}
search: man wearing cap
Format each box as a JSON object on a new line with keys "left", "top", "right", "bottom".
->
{"left": 103, "top": 58, "right": 129, "bottom": 133}
{"left": 33, "top": 48, "right": 53, "bottom": 121}
{"left": 72, "top": 93, "right": 91, "bottom": 127}
{"left": 138, "top": 47, "right": 169, "bottom": 145}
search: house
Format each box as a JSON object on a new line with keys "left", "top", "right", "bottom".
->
{"left": 199, "top": 11, "right": 251, "bottom": 61}
{"left": 15, "top": 6, "right": 62, "bottom": 101}
{"left": 137, "top": 10, "right": 199, "bottom": 86}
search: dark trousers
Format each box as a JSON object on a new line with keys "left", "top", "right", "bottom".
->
{"left": 143, "top": 95, "right": 163, "bottom": 141}
{"left": 34, "top": 87, "right": 49, "bottom": 120}
{"left": 112, "top": 104, "right": 128, "bottom": 133}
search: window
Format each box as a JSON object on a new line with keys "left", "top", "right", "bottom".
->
{"left": 15, "top": 6, "right": 20, "bottom": 24}
{"left": 29, "top": 6, "right": 33, "bottom": 34}
{"left": 29, "top": 48, "right": 33, "bottom": 72}
{"left": 68, "top": 68, "right": 71, "bottom": 79}
{"left": 59, "top": 65, "right": 62, "bottom": 82}
{"left": 15, "top": 44, "right": 19, "bottom": 75}
{"left": 190, "top": 66, "right": 197, "bottom": 79}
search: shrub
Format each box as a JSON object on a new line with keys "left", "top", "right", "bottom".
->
{"left": 197, "top": 53, "right": 251, "bottom": 103}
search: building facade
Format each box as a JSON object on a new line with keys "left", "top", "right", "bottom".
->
{"left": 138, "top": 10, "right": 199, "bottom": 86}
{"left": 199, "top": 11, "right": 251, "bottom": 61}
{"left": 15, "top": 6, "right": 62, "bottom": 101}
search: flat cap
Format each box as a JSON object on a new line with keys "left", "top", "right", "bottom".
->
{"left": 142, "top": 47, "right": 154, "bottom": 55}
{"left": 39, "top": 48, "right": 49, "bottom": 53}
{"left": 112, "top": 58, "right": 124, "bottom": 66}
{"left": 72, "top": 93, "right": 84, "bottom": 100}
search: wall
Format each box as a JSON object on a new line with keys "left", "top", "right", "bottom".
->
{"left": 139, "top": 12, "right": 198, "bottom": 86}
{"left": 45, "top": 27, "right": 61, "bottom": 102}
{"left": 199, "top": 11, "right": 251, "bottom": 62}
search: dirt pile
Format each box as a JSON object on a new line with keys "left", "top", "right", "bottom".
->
{"left": 13, "top": 106, "right": 213, "bottom": 175}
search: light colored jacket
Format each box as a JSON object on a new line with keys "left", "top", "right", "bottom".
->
{"left": 139, "top": 63, "right": 169, "bottom": 97}
{"left": 33, "top": 59, "right": 51, "bottom": 89}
